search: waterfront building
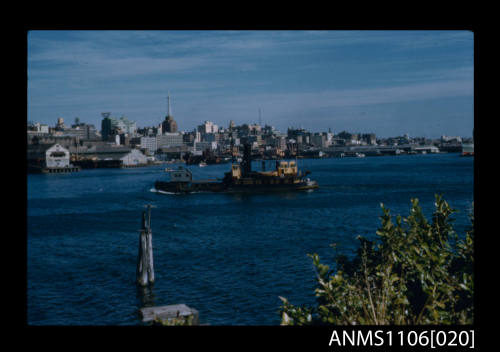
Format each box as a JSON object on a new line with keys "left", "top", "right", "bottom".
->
{"left": 412, "top": 145, "right": 440, "bottom": 154}
{"left": 45, "top": 144, "right": 70, "bottom": 168}
{"left": 81, "top": 146, "right": 148, "bottom": 166}
{"left": 119, "top": 148, "right": 148, "bottom": 166}
{"left": 98, "top": 148, "right": 148, "bottom": 166}
{"left": 27, "top": 143, "right": 72, "bottom": 169}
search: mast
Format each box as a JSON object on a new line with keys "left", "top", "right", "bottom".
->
{"left": 242, "top": 143, "right": 252, "bottom": 176}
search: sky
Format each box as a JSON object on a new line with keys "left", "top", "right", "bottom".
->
{"left": 27, "top": 30, "right": 474, "bottom": 138}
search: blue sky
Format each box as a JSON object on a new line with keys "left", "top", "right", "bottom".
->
{"left": 27, "top": 30, "right": 474, "bottom": 138}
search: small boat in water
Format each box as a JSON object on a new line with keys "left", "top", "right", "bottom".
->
{"left": 154, "top": 144, "right": 319, "bottom": 194}
{"left": 461, "top": 143, "right": 474, "bottom": 157}
{"left": 199, "top": 161, "right": 207, "bottom": 167}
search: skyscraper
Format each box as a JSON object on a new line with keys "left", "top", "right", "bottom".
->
{"left": 162, "top": 93, "right": 178, "bottom": 133}
{"left": 101, "top": 114, "right": 136, "bottom": 140}
{"left": 101, "top": 116, "right": 114, "bottom": 141}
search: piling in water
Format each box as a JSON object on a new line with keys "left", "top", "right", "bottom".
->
{"left": 137, "top": 205, "right": 155, "bottom": 286}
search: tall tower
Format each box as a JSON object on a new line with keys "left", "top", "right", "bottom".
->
{"left": 162, "top": 92, "right": 178, "bottom": 133}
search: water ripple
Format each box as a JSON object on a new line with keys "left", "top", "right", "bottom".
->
{"left": 27, "top": 154, "right": 473, "bottom": 325}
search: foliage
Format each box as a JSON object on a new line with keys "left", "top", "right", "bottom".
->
{"left": 279, "top": 195, "right": 474, "bottom": 325}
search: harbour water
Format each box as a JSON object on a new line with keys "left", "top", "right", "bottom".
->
{"left": 27, "top": 153, "right": 474, "bottom": 325}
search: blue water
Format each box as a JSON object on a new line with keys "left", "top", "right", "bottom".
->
{"left": 27, "top": 154, "right": 474, "bottom": 325}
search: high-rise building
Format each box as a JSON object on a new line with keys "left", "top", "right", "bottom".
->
{"left": 198, "top": 121, "right": 218, "bottom": 134}
{"left": 161, "top": 93, "right": 178, "bottom": 133}
{"left": 115, "top": 116, "right": 137, "bottom": 135}
{"left": 101, "top": 116, "right": 114, "bottom": 141}
{"left": 101, "top": 114, "right": 136, "bottom": 141}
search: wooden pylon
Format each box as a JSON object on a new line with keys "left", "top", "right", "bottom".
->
{"left": 136, "top": 205, "right": 156, "bottom": 286}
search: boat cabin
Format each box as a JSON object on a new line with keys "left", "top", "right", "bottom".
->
{"left": 231, "top": 164, "right": 242, "bottom": 179}
{"left": 166, "top": 166, "right": 192, "bottom": 182}
{"left": 277, "top": 161, "right": 297, "bottom": 176}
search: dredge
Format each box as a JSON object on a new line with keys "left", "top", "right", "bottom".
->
{"left": 154, "top": 144, "right": 319, "bottom": 194}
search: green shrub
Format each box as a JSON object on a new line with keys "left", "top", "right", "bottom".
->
{"left": 279, "top": 195, "right": 474, "bottom": 325}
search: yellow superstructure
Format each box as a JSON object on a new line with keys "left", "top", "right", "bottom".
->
{"left": 277, "top": 161, "right": 297, "bottom": 176}
{"left": 231, "top": 160, "right": 298, "bottom": 179}
{"left": 231, "top": 164, "right": 242, "bottom": 179}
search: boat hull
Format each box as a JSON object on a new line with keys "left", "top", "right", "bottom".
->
{"left": 154, "top": 180, "right": 318, "bottom": 194}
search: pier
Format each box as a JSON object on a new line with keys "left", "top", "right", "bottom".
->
{"left": 28, "top": 165, "right": 81, "bottom": 174}
{"left": 42, "top": 166, "right": 81, "bottom": 173}
{"left": 139, "top": 304, "right": 199, "bottom": 325}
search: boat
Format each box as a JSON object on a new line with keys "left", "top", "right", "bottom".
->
{"left": 199, "top": 161, "right": 207, "bottom": 167}
{"left": 461, "top": 143, "right": 474, "bottom": 157}
{"left": 154, "top": 144, "right": 319, "bottom": 194}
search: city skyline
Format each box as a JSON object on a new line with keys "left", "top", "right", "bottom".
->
{"left": 28, "top": 30, "right": 474, "bottom": 138}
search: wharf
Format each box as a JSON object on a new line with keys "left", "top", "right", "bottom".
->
{"left": 139, "top": 304, "right": 199, "bottom": 325}
{"left": 28, "top": 165, "right": 81, "bottom": 174}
